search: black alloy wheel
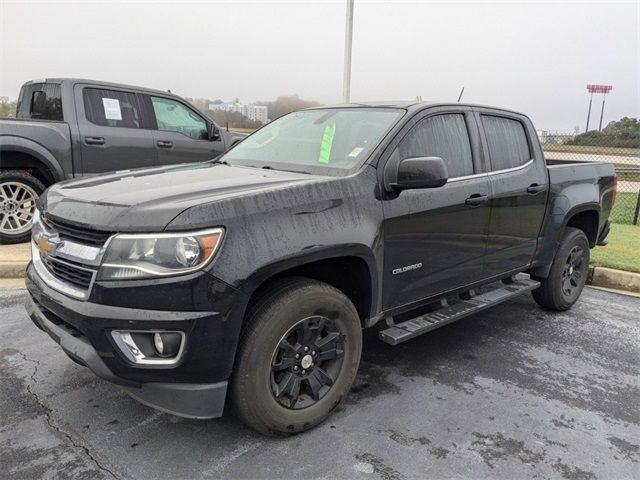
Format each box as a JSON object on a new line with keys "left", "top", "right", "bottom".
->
{"left": 270, "top": 315, "right": 344, "bottom": 409}
{"left": 561, "top": 245, "right": 586, "bottom": 296}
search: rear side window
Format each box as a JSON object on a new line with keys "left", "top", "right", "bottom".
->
{"left": 83, "top": 88, "right": 143, "bottom": 129}
{"left": 481, "top": 115, "right": 531, "bottom": 171}
{"left": 398, "top": 113, "right": 474, "bottom": 178}
{"left": 16, "top": 83, "right": 63, "bottom": 121}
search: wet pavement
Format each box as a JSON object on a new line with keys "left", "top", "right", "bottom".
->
{"left": 1, "top": 286, "right": 638, "bottom": 479}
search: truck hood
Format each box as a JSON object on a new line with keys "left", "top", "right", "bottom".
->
{"left": 41, "top": 162, "right": 320, "bottom": 231}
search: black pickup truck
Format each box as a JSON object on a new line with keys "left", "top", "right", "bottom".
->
{"left": 0, "top": 78, "right": 239, "bottom": 243}
{"left": 24, "top": 102, "right": 615, "bottom": 436}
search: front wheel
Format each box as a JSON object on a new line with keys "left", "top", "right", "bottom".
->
{"left": 231, "top": 277, "right": 362, "bottom": 436}
{"left": 532, "top": 227, "right": 590, "bottom": 311}
{"left": 0, "top": 170, "right": 45, "bottom": 244}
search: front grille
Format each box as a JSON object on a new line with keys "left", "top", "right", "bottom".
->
{"left": 42, "top": 215, "right": 113, "bottom": 247}
{"left": 41, "top": 255, "right": 95, "bottom": 289}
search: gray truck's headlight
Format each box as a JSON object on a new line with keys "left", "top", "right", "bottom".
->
{"left": 98, "top": 228, "right": 224, "bottom": 280}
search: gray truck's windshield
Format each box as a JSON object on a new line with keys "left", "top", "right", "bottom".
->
{"left": 221, "top": 108, "right": 404, "bottom": 175}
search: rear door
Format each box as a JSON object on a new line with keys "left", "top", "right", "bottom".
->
{"left": 478, "top": 111, "right": 549, "bottom": 277}
{"left": 381, "top": 108, "right": 492, "bottom": 310}
{"left": 144, "top": 95, "right": 226, "bottom": 164}
{"left": 75, "top": 85, "right": 157, "bottom": 174}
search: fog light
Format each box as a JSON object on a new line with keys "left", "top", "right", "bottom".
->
{"left": 111, "top": 330, "right": 185, "bottom": 365}
{"left": 152, "top": 332, "right": 182, "bottom": 358}
{"left": 153, "top": 333, "right": 164, "bottom": 355}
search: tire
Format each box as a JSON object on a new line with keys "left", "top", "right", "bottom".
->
{"left": 230, "top": 277, "right": 362, "bottom": 436}
{"left": 532, "top": 227, "right": 590, "bottom": 311}
{"left": 0, "top": 170, "right": 45, "bottom": 245}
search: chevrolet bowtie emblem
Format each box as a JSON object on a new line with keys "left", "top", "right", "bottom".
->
{"left": 37, "top": 234, "right": 61, "bottom": 255}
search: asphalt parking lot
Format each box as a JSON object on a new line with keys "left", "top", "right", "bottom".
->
{"left": 1, "top": 286, "right": 638, "bottom": 480}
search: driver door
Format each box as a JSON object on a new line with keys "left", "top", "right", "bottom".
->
{"left": 381, "top": 109, "right": 492, "bottom": 310}
{"left": 144, "top": 95, "right": 226, "bottom": 164}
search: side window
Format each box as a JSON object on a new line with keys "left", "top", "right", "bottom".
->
{"left": 151, "top": 97, "right": 208, "bottom": 140}
{"left": 16, "top": 83, "right": 63, "bottom": 121}
{"left": 481, "top": 115, "right": 531, "bottom": 171}
{"left": 398, "top": 114, "right": 474, "bottom": 178}
{"left": 83, "top": 88, "right": 142, "bottom": 129}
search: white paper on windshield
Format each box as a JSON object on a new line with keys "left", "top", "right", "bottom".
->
{"left": 348, "top": 147, "right": 365, "bottom": 158}
{"left": 102, "top": 98, "right": 122, "bottom": 120}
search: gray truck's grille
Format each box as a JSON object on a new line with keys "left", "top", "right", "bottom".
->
{"left": 42, "top": 215, "right": 112, "bottom": 247}
{"left": 41, "top": 255, "right": 95, "bottom": 290}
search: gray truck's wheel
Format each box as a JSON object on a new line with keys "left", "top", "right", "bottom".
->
{"left": 0, "top": 171, "right": 45, "bottom": 245}
{"left": 231, "top": 277, "right": 362, "bottom": 436}
{"left": 532, "top": 227, "right": 590, "bottom": 311}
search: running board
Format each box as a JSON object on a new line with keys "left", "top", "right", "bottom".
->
{"left": 379, "top": 278, "right": 540, "bottom": 346}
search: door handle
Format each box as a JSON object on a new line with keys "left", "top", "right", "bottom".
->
{"left": 85, "top": 136, "right": 105, "bottom": 145}
{"left": 526, "top": 184, "right": 545, "bottom": 194}
{"left": 465, "top": 194, "right": 489, "bottom": 206}
{"left": 157, "top": 140, "right": 173, "bottom": 148}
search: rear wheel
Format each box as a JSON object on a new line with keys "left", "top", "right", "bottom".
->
{"left": 231, "top": 277, "right": 362, "bottom": 436}
{"left": 0, "top": 170, "right": 45, "bottom": 244}
{"left": 532, "top": 227, "right": 590, "bottom": 311}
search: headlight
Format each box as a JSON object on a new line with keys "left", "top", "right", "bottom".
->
{"left": 98, "top": 228, "right": 224, "bottom": 280}
{"left": 32, "top": 208, "right": 41, "bottom": 228}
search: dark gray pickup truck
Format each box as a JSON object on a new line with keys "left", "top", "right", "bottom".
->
{"left": 25, "top": 102, "right": 616, "bottom": 435}
{"left": 0, "top": 78, "right": 239, "bottom": 243}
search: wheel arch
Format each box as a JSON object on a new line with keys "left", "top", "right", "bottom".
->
{"left": 530, "top": 204, "right": 600, "bottom": 279}
{"left": 0, "top": 136, "right": 64, "bottom": 186}
{"left": 241, "top": 246, "right": 378, "bottom": 325}
{"left": 564, "top": 205, "right": 600, "bottom": 248}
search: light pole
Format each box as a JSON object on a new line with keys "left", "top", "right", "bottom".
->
{"left": 585, "top": 84, "right": 612, "bottom": 132}
{"left": 342, "top": 0, "right": 354, "bottom": 104}
{"left": 585, "top": 91, "right": 593, "bottom": 133}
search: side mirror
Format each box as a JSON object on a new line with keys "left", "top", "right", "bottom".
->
{"left": 389, "top": 156, "right": 448, "bottom": 190}
{"left": 208, "top": 123, "right": 221, "bottom": 141}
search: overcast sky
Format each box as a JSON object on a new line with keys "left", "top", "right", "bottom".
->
{"left": 1, "top": 0, "right": 638, "bottom": 131}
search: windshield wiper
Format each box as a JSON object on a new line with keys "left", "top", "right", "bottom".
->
{"left": 245, "top": 164, "right": 312, "bottom": 175}
{"left": 210, "top": 158, "right": 230, "bottom": 166}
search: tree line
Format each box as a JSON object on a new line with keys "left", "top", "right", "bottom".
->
{"left": 568, "top": 117, "right": 640, "bottom": 148}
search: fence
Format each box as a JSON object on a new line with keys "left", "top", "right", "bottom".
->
{"left": 540, "top": 134, "right": 640, "bottom": 225}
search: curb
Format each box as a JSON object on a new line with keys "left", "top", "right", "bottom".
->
{"left": 587, "top": 266, "right": 640, "bottom": 294}
{"left": 0, "top": 261, "right": 28, "bottom": 279}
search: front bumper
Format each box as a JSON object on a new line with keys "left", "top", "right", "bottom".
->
{"left": 25, "top": 263, "right": 248, "bottom": 419}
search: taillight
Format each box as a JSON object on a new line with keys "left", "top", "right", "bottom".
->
{"left": 612, "top": 175, "right": 618, "bottom": 207}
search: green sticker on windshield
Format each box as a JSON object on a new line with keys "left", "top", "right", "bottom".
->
{"left": 318, "top": 123, "right": 336, "bottom": 164}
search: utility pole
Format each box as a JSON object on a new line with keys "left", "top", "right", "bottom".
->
{"left": 342, "top": 0, "right": 354, "bottom": 104}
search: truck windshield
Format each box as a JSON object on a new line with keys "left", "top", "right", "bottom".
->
{"left": 16, "top": 83, "right": 63, "bottom": 121}
{"left": 221, "top": 108, "right": 404, "bottom": 175}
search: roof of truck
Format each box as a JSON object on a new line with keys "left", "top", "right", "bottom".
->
{"left": 308, "top": 101, "right": 527, "bottom": 117}
{"left": 23, "top": 78, "right": 176, "bottom": 97}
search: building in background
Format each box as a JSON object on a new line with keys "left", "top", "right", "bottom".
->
{"left": 208, "top": 101, "right": 268, "bottom": 124}
{"left": 246, "top": 104, "right": 268, "bottom": 124}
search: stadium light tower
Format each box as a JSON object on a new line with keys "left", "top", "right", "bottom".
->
{"left": 585, "top": 84, "right": 613, "bottom": 132}
{"left": 342, "top": 0, "right": 354, "bottom": 103}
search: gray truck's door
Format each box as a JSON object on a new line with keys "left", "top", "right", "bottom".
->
{"left": 477, "top": 111, "right": 549, "bottom": 277}
{"left": 74, "top": 85, "right": 157, "bottom": 175}
{"left": 145, "top": 95, "right": 226, "bottom": 164}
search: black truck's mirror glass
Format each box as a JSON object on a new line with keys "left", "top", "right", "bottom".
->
{"left": 392, "top": 156, "right": 448, "bottom": 190}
